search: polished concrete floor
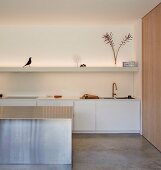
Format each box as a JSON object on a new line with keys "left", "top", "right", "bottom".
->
{"left": 0, "top": 134, "right": 161, "bottom": 170}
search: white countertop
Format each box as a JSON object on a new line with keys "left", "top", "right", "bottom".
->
{"left": 37, "top": 97, "right": 140, "bottom": 101}
{"left": 0, "top": 96, "right": 140, "bottom": 101}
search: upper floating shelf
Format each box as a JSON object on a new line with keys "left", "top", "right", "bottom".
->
{"left": 0, "top": 67, "right": 139, "bottom": 73}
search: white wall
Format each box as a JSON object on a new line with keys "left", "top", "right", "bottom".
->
{"left": 0, "top": 25, "right": 134, "bottom": 67}
{"left": 0, "top": 24, "right": 140, "bottom": 98}
{"left": 0, "top": 72, "right": 134, "bottom": 98}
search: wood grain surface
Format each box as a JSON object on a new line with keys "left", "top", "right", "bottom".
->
{"left": 142, "top": 3, "right": 161, "bottom": 151}
{"left": 0, "top": 106, "right": 73, "bottom": 119}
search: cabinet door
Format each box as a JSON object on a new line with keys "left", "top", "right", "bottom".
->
{"left": 96, "top": 100, "right": 140, "bottom": 132}
{"left": 1, "top": 99, "right": 36, "bottom": 106}
{"left": 73, "top": 101, "right": 95, "bottom": 131}
{"left": 37, "top": 99, "right": 73, "bottom": 106}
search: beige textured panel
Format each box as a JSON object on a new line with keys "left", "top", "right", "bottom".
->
{"left": 142, "top": 3, "right": 161, "bottom": 151}
{"left": 0, "top": 106, "right": 73, "bottom": 119}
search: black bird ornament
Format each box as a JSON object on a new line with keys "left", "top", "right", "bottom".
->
{"left": 23, "top": 57, "right": 32, "bottom": 67}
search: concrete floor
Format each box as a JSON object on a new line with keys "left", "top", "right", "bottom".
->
{"left": 0, "top": 134, "right": 161, "bottom": 170}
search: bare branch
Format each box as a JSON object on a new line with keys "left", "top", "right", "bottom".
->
{"left": 102, "top": 32, "right": 133, "bottom": 64}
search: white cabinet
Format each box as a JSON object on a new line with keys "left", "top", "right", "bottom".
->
{"left": 1, "top": 99, "right": 37, "bottom": 106}
{"left": 0, "top": 98, "right": 140, "bottom": 133}
{"left": 37, "top": 99, "right": 73, "bottom": 106}
{"left": 73, "top": 101, "right": 95, "bottom": 131}
{"left": 95, "top": 100, "right": 140, "bottom": 133}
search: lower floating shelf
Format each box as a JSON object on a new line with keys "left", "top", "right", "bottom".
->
{"left": 0, "top": 67, "right": 139, "bottom": 72}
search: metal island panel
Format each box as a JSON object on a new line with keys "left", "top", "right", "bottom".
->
{"left": 0, "top": 106, "right": 73, "bottom": 165}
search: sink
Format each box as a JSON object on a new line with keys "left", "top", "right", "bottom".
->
{"left": 116, "top": 96, "right": 135, "bottom": 99}
{"left": 100, "top": 97, "right": 114, "bottom": 99}
{"left": 4, "top": 96, "right": 38, "bottom": 99}
{"left": 100, "top": 96, "right": 135, "bottom": 99}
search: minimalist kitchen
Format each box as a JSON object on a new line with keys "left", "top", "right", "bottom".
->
{"left": 0, "top": 1, "right": 161, "bottom": 170}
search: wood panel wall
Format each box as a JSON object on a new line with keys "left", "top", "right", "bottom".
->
{"left": 142, "top": 3, "right": 161, "bottom": 152}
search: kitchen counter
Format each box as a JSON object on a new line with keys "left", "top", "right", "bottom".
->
{"left": 0, "top": 96, "right": 140, "bottom": 102}
{"left": 37, "top": 97, "right": 140, "bottom": 101}
{"left": 0, "top": 97, "right": 140, "bottom": 134}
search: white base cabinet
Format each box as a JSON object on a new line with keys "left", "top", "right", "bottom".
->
{"left": 73, "top": 101, "right": 95, "bottom": 131}
{"left": 73, "top": 100, "right": 140, "bottom": 133}
{"left": 95, "top": 100, "right": 140, "bottom": 133}
{"left": 0, "top": 98, "right": 140, "bottom": 133}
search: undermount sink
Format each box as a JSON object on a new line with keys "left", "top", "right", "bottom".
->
{"left": 100, "top": 96, "right": 135, "bottom": 99}
{"left": 4, "top": 96, "right": 38, "bottom": 99}
{"left": 100, "top": 97, "right": 114, "bottom": 99}
{"left": 116, "top": 97, "right": 135, "bottom": 99}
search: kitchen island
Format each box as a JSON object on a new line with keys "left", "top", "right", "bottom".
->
{"left": 0, "top": 106, "right": 73, "bottom": 165}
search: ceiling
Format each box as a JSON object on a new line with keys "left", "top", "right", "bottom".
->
{"left": 0, "top": 0, "right": 161, "bottom": 25}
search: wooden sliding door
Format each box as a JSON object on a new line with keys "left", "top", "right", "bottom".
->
{"left": 142, "top": 3, "right": 161, "bottom": 151}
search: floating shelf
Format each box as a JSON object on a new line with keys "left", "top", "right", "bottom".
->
{"left": 0, "top": 67, "right": 139, "bottom": 73}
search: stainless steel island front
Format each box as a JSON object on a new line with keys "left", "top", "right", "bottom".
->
{"left": 0, "top": 106, "right": 73, "bottom": 165}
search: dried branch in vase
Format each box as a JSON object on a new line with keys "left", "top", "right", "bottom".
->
{"left": 102, "top": 32, "right": 133, "bottom": 65}
{"left": 73, "top": 55, "right": 81, "bottom": 67}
